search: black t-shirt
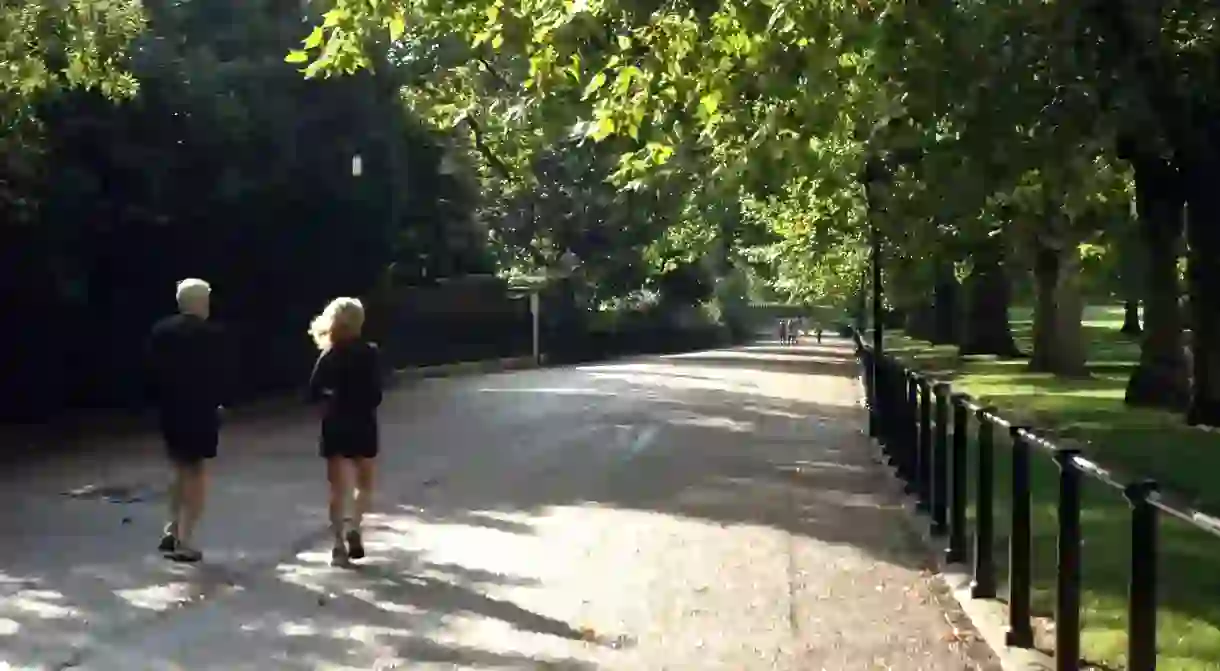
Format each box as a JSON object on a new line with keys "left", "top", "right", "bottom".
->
{"left": 145, "top": 313, "right": 233, "bottom": 410}
{"left": 308, "top": 340, "right": 383, "bottom": 418}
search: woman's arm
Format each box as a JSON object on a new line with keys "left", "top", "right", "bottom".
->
{"left": 307, "top": 350, "right": 333, "bottom": 403}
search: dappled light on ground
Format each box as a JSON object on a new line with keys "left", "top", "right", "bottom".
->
{"left": 0, "top": 338, "right": 989, "bottom": 670}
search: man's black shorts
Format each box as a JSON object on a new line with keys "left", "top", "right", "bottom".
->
{"left": 159, "top": 408, "right": 220, "bottom": 463}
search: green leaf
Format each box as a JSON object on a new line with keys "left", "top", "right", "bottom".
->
{"left": 582, "top": 72, "right": 607, "bottom": 100}
{"left": 588, "top": 115, "right": 615, "bottom": 141}
{"left": 388, "top": 15, "right": 406, "bottom": 41}
{"left": 285, "top": 50, "right": 310, "bottom": 64}
{"left": 699, "top": 91, "right": 722, "bottom": 116}
{"left": 303, "top": 27, "right": 325, "bottom": 50}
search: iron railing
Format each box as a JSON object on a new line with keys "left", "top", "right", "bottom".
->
{"left": 854, "top": 332, "right": 1220, "bottom": 671}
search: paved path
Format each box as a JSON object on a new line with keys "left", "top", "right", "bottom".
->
{"left": 0, "top": 339, "right": 994, "bottom": 670}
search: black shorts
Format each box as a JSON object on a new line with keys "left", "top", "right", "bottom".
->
{"left": 319, "top": 413, "right": 378, "bottom": 460}
{"left": 159, "top": 409, "right": 220, "bottom": 464}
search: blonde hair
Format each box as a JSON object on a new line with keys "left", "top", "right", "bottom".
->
{"left": 176, "top": 278, "right": 211, "bottom": 316}
{"left": 309, "top": 297, "right": 365, "bottom": 350}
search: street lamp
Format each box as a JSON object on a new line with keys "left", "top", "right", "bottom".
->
{"left": 861, "top": 155, "right": 889, "bottom": 438}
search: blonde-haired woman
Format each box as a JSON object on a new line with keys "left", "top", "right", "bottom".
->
{"left": 307, "top": 297, "right": 383, "bottom": 566}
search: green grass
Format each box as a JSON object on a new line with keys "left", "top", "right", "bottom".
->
{"left": 884, "top": 306, "right": 1220, "bottom": 670}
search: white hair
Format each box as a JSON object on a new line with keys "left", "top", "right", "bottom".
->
{"left": 309, "top": 297, "right": 365, "bottom": 350}
{"left": 176, "top": 278, "right": 211, "bottom": 316}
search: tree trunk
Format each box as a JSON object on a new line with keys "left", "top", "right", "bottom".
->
{"left": 1028, "top": 236, "right": 1088, "bottom": 376}
{"left": 931, "top": 264, "right": 959, "bottom": 345}
{"left": 1125, "top": 154, "right": 1189, "bottom": 409}
{"left": 1120, "top": 300, "right": 1142, "bottom": 335}
{"left": 906, "top": 302, "right": 937, "bottom": 342}
{"left": 1184, "top": 157, "right": 1220, "bottom": 426}
{"left": 960, "top": 235, "right": 1023, "bottom": 357}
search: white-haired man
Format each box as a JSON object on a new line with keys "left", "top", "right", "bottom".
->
{"left": 145, "top": 278, "right": 233, "bottom": 562}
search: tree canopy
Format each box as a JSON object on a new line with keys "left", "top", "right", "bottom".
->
{"left": 291, "top": 0, "right": 1220, "bottom": 423}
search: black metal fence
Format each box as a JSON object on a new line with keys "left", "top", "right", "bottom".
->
{"left": 854, "top": 333, "right": 1220, "bottom": 671}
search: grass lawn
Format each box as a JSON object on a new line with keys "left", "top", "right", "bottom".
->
{"left": 883, "top": 306, "right": 1220, "bottom": 670}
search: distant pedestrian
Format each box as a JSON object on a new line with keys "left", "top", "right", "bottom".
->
{"left": 146, "top": 278, "right": 233, "bottom": 563}
{"left": 307, "top": 297, "right": 383, "bottom": 567}
{"left": 816, "top": 327, "right": 823, "bottom": 344}
{"left": 778, "top": 319, "right": 788, "bottom": 345}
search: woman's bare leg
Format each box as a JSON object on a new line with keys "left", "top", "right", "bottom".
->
{"left": 352, "top": 457, "right": 375, "bottom": 534}
{"left": 326, "top": 457, "right": 350, "bottom": 556}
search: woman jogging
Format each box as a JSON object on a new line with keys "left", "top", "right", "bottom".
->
{"left": 307, "top": 297, "right": 383, "bottom": 566}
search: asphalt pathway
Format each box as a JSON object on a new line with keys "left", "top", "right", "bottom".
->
{"left": 0, "top": 338, "right": 995, "bottom": 670}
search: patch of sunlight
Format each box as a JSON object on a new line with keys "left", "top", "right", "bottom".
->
{"left": 741, "top": 404, "right": 805, "bottom": 419}
{"left": 5, "top": 593, "right": 79, "bottom": 619}
{"left": 277, "top": 561, "right": 333, "bottom": 588}
{"left": 587, "top": 370, "right": 746, "bottom": 393}
{"left": 787, "top": 460, "right": 868, "bottom": 474}
{"left": 278, "top": 621, "right": 319, "bottom": 637}
{"left": 115, "top": 583, "right": 193, "bottom": 611}
{"left": 1158, "top": 610, "right": 1220, "bottom": 669}
{"left": 354, "top": 597, "right": 419, "bottom": 616}
{"left": 1030, "top": 387, "right": 1126, "bottom": 401}
{"left": 667, "top": 413, "right": 755, "bottom": 433}
{"left": 1082, "top": 628, "right": 1127, "bottom": 666}
{"left": 14, "top": 590, "right": 62, "bottom": 601}
{"left": 962, "top": 357, "right": 1028, "bottom": 368}
{"left": 0, "top": 618, "right": 18, "bottom": 635}
{"left": 477, "top": 387, "right": 618, "bottom": 397}
{"left": 330, "top": 624, "right": 411, "bottom": 643}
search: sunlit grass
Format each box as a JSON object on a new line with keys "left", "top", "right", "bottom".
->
{"left": 885, "top": 305, "right": 1220, "bottom": 670}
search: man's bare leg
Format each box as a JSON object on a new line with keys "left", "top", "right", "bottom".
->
{"left": 179, "top": 462, "right": 206, "bottom": 545}
{"left": 166, "top": 461, "right": 206, "bottom": 562}
{"left": 160, "top": 470, "right": 183, "bottom": 551}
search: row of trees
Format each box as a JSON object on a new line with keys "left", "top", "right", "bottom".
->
{"left": 1, "top": 0, "right": 497, "bottom": 419}
{"left": 2, "top": 0, "right": 765, "bottom": 421}
{"left": 286, "top": 0, "right": 1220, "bottom": 426}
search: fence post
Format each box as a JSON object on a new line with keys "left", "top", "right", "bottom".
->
{"left": 888, "top": 361, "right": 907, "bottom": 456}
{"left": 972, "top": 407, "right": 998, "bottom": 599}
{"left": 1124, "top": 480, "right": 1159, "bottom": 671}
{"left": 887, "top": 361, "right": 906, "bottom": 468}
{"left": 947, "top": 394, "right": 969, "bottom": 563}
{"left": 931, "top": 383, "right": 951, "bottom": 536}
{"left": 904, "top": 372, "right": 920, "bottom": 496}
{"left": 1054, "top": 448, "right": 1083, "bottom": 671}
{"left": 917, "top": 376, "right": 933, "bottom": 513}
{"left": 1006, "top": 426, "right": 1035, "bottom": 648}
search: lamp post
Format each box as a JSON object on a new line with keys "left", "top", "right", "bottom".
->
{"left": 862, "top": 156, "right": 887, "bottom": 438}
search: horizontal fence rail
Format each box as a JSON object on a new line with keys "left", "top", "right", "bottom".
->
{"left": 851, "top": 331, "right": 1220, "bottom": 671}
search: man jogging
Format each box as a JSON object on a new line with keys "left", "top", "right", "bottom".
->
{"left": 146, "top": 278, "right": 232, "bottom": 562}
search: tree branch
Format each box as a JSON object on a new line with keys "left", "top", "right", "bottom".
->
{"left": 476, "top": 57, "right": 512, "bottom": 90}
{"left": 460, "top": 115, "right": 512, "bottom": 179}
